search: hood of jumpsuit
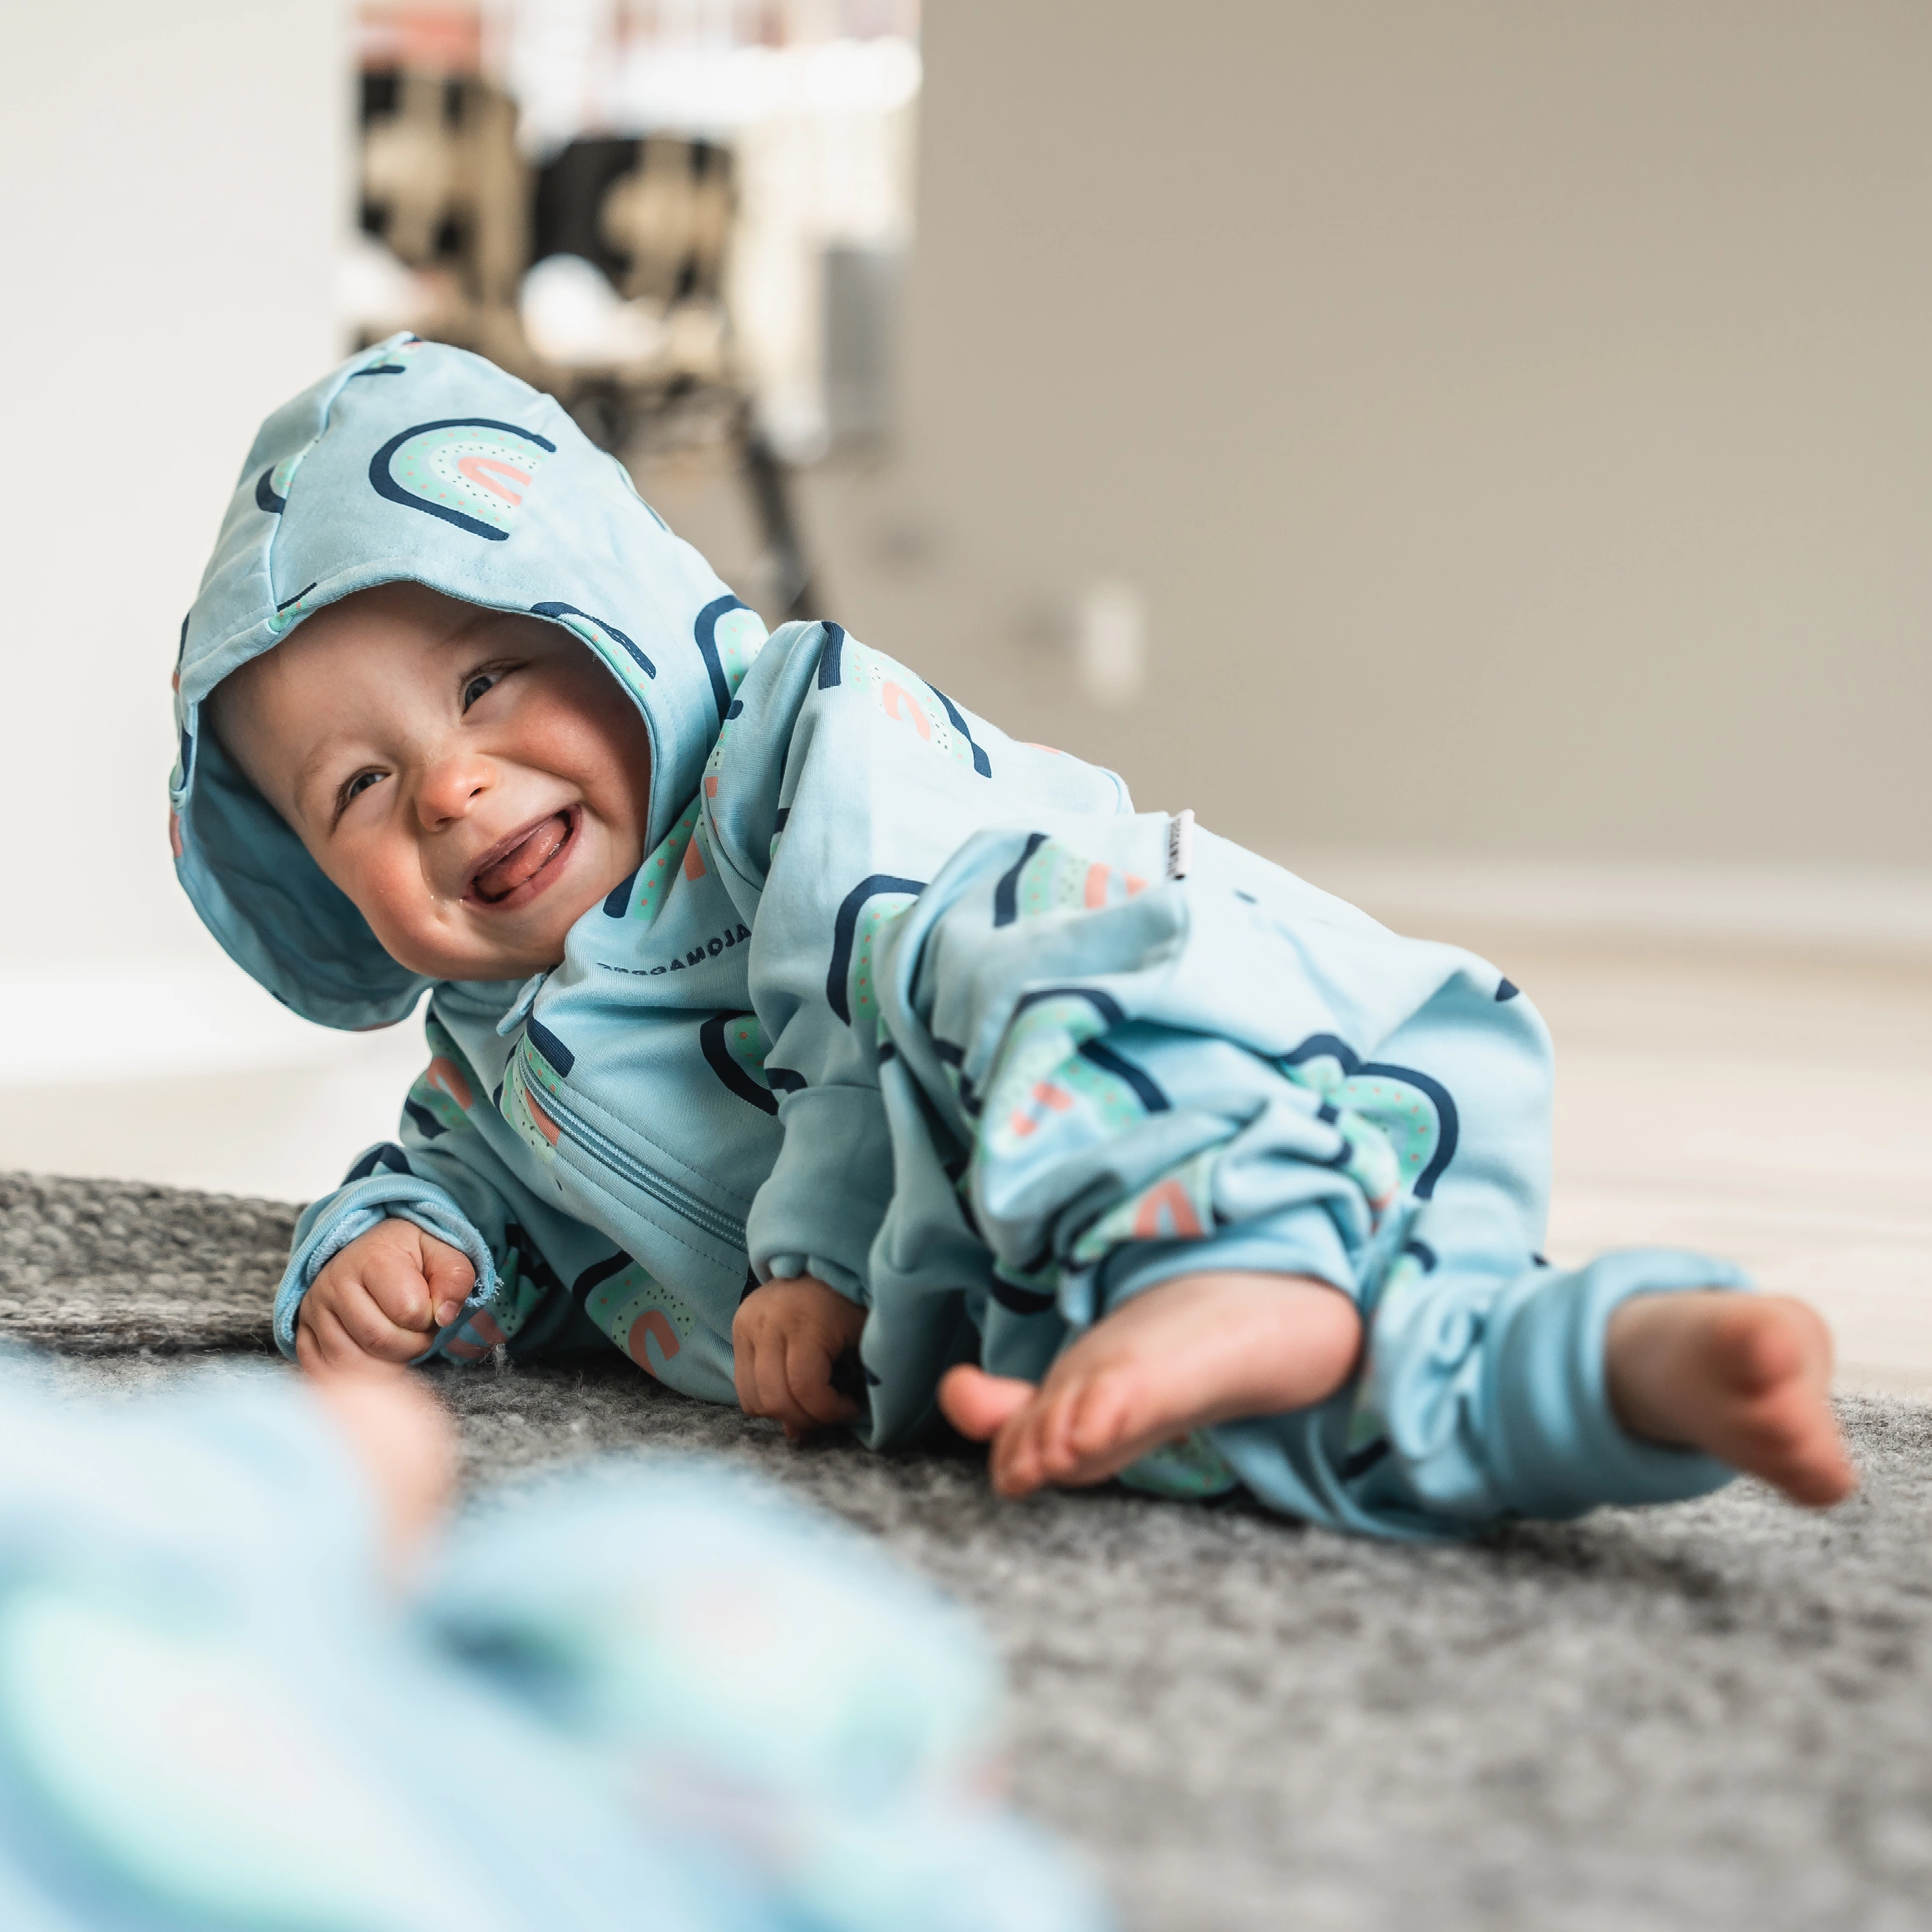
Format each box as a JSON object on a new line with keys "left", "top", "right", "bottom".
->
{"left": 169, "top": 335, "right": 767, "bottom": 1031}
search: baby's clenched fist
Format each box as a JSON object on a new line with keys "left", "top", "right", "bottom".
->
{"left": 297, "top": 1219, "right": 475, "bottom": 1375}
{"left": 732, "top": 1274, "right": 867, "bottom": 1441}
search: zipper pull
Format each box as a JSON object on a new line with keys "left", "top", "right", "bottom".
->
{"left": 496, "top": 970, "right": 548, "bottom": 1037}
{"left": 1166, "top": 808, "right": 1195, "bottom": 881}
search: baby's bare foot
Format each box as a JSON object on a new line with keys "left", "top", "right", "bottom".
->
{"left": 1605, "top": 1292, "right": 1856, "bottom": 1507}
{"left": 940, "top": 1271, "right": 1361, "bottom": 1499}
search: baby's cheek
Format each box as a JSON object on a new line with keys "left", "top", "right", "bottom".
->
{"left": 588, "top": 813, "right": 649, "bottom": 901}
{"left": 364, "top": 869, "right": 435, "bottom": 948}
{"left": 540, "top": 682, "right": 653, "bottom": 842}
{"left": 345, "top": 847, "right": 465, "bottom": 977}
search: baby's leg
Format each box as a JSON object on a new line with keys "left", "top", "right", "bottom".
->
{"left": 1605, "top": 1292, "right": 1854, "bottom": 1506}
{"left": 940, "top": 1271, "right": 1360, "bottom": 1497}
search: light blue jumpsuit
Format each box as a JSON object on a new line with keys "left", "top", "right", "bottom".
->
{"left": 171, "top": 335, "right": 1738, "bottom": 1538}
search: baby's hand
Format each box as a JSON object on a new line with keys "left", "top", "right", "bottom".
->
{"left": 732, "top": 1275, "right": 867, "bottom": 1441}
{"left": 297, "top": 1220, "right": 475, "bottom": 1375}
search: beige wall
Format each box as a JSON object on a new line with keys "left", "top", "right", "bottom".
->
{"left": 811, "top": 1, "right": 1931, "bottom": 866}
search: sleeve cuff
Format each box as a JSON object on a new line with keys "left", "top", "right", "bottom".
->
{"left": 761, "top": 1252, "right": 868, "bottom": 1303}
{"left": 1474, "top": 1248, "right": 1751, "bottom": 1518}
{"left": 276, "top": 1177, "right": 500, "bottom": 1361}
{"left": 747, "top": 1084, "right": 895, "bottom": 1302}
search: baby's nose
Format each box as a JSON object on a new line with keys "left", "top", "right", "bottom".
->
{"left": 416, "top": 750, "right": 493, "bottom": 824}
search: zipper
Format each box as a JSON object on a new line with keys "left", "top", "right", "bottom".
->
{"left": 516, "top": 1045, "right": 747, "bottom": 1251}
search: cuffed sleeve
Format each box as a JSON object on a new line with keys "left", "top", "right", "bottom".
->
{"left": 745, "top": 1086, "right": 898, "bottom": 1303}
{"left": 276, "top": 1010, "right": 596, "bottom": 1365}
{"left": 279, "top": 1172, "right": 501, "bottom": 1360}
{"left": 1377, "top": 1249, "right": 1748, "bottom": 1522}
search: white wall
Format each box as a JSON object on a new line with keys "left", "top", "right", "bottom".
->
{"left": 0, "top": 1, "right": 430, "bottom": 1200}
{"left": 0, "top": 0, "right": 347, "bottom": 965}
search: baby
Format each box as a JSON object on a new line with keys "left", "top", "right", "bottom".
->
{"left": 174, "top": 336, "right": 1852, "bottom": 1535}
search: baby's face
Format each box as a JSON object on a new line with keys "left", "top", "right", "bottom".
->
{"left": 212, "top": 582, "right": 654, "bottom": 982}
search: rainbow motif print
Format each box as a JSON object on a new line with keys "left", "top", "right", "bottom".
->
{"left": 369, "top": 418, "right": 558, "bottom": 541}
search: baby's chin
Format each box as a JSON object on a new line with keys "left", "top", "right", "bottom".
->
{"left": 381, "top": 879, "right": 616, "bottom": 983}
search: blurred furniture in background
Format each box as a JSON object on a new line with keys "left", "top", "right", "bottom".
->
{"left": 345, "top": 2, "right": 922, "bottom": 626}
{"left": 353, "top": 46, "right": 820, "bottom": 620}
{"left": 527, "top": 132, "right": 817, "bottom": 617}
{"left": 357, "top": 65, "right": 529, "bottom": 372}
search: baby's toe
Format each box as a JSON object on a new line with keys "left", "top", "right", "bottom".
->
{"left": 1043, "top": 1375, "right": 1105, "bottom": 1476}
{"left": 939, "top": 1364, "right": 1032, "bottom": 1442}
{"left": 1762, "top": 1439, "right": 1854, "bottom": 1507}
{"left": 1757, "top": 1403, "right": 1854, "bottom": 1504}
{"left": 992, "top": 1400, "right": 1053, "bottom": 1497}
{"left": 1718, "top": 1297, "right": 1829, "bottom": 1397}
{"left": 1062, "top": 1375, "right": 1137, "bottom": 1474}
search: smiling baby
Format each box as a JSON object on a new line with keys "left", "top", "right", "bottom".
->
{"left": 174, "top": 338, "right": 1852, "bottom": 1534}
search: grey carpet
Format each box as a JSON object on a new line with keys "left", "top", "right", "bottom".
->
{"left": 7, "top": 1171, "right": 1932, "bottom": 1932}
{"left": 0, "top": 1171, "right": 288, "bottom": 1353}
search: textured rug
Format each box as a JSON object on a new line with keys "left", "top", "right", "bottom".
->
{"left": 0, "top": 1171, "right": 290, "bottom": 1354}
{"left": 7, "top": 1171, "right": 1932, "bottom": 1932}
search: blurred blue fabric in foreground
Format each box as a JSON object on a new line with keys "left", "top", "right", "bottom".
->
{"left": 0, "top": 1360, "right": 1104, "bottom": 1931}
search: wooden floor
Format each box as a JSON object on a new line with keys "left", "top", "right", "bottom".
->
{"left": 1443, "top": 934, "right": 1932, "bottom": 1394}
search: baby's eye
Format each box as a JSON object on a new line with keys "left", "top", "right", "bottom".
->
{"left": 330, "top": 768, "right": 385, "bottom": 827}
{"left": 461, "top": 672, "right": 499, "bottom": 711}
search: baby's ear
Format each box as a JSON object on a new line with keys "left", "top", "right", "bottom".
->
{"left": 201, "top": 660, "right": 296, "bottom": 829}
{"left": 198, "top": 664, "right": 248, "bottom": 769}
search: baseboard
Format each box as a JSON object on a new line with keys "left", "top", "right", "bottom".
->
{"left": 1272, "top": 850, "right": 1932, "bottom": 960}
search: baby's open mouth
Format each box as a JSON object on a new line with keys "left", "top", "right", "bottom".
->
{"left": 469, "top": 808, "right": 578, "bottom": 906}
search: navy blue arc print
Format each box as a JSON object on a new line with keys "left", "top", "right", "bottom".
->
{"left": 988, "top": 1276, "right": 1058, "bottom": 1316}
{"left": 694, "top": 594, "right": 752, "bottom": 721}
{"left": 815, "top": 620, "right": 848, "bottom": 689}
{"left": 524, "top": 1016, "right": 575, "bottom": 1077}
{"left": 992, "top": 833, "right": 1050, "bottom": 927}
{"left": 827, "top": 873, "right": 926, "bottom": 1024}
{"left": 929, "top": 683, "right": 992, "bottom": 777}
{"left": 368, "top": 418, "right": 558, "bottom": 542}
{"left": 255, "top": 467, "right": 286, "bottom": 514}
{"left": 700, "top": 1013, "right": 779, "bottom": 1116}
{"left": 1010, "top": 984, "right": 1129, "bottom": 1031}
{"left": 601, "top": 866, "right": 640, "bottom": 918}
{"left": 345, "top": 1143, "right": 414, "bottom": 1183}
{"left": 571, "top": 1251, "right": 633, "bottom": 1305}
{"left": 1279, "top": 1032, "right": 1461, "bottom": 1200}
{"left": 1076, "top": 1037, "right": 1169, "bottom": 1113}
{"left": 532, "top": 601, "right": 655, "bottom": 678}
